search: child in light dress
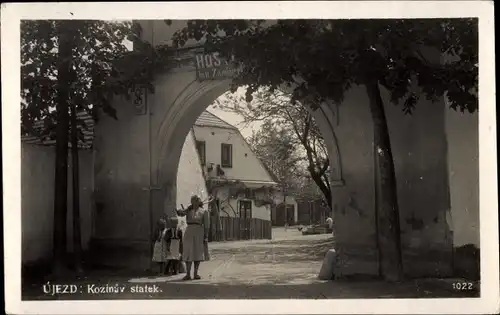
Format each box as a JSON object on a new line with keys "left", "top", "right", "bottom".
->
{"left": 152, "top": 217, "right": 168, "bottom": 275}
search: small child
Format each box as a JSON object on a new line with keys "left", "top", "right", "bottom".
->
{"left": 152, "top": 217, "right": 168, "bottom": 275}
{"left": 165, "top": 216, "right": 183, "bottom": 275}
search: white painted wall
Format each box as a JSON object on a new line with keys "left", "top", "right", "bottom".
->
{"left": 215, "top": 188, "right": 271, "bottom": 221}
{"left": 446, "top": 109, "right": 479, "bottom": 247}
{"left": 192, "top": 125, "right": 276, "bottom": 183}
{"left": 21, "top": 143, "right": 93, "bottom": 264}
{"left": 176, "top": 130, "right": 209, "bottom": 210}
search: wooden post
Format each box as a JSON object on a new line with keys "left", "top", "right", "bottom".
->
{"left": 309, "top": 201, "right": 312, "bottom": 225}
{"left": 70, "top": 103, "right": 83, "bottom": 273}
{"left": 52, "top": 22, "right": 75, "bottom": 276}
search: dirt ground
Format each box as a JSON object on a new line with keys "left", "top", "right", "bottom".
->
{"left": 23, "top": 228, "right": 479, "bottom": 300}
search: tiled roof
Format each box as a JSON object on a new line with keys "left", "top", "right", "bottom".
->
{"left": 21, "top": 111, "right": 94, "bottom": 149}
{"left": 260, "top": 162, "right": 281, "bottom": 184}
{"left": 22, "top": 110, "right": 235, "bottom": 149}
{"left": 194, "top": 111, "right": 237, "bottom": 130}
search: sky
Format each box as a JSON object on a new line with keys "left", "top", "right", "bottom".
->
{"left": 206, "top": 105, "right": 263, "bottom": 139}
{"left": 205, "top": 91, "right": 264, "bottom": 139}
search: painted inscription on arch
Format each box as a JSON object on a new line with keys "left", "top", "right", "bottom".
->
{"left": 195, "top": 52, "right": 243, "bottom": 81}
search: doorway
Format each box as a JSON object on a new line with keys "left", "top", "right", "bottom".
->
{"left": 239, "top": 200, "right": 252, "bottom": 240}
{"left": 285, "top": 205, "right": 295, "bottom": 226}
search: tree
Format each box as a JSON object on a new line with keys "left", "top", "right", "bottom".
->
{"left": 70, "top": 90, "right": 83, "bottom": 274}
{"left": 213, "top": 88, "right": 332, "bottom": 209}
{"left": 51, "top": 21, "right": 75, "bottom": 275}
{"left": 21, "top": 20, "right": 171, "bottom": 275}
{"left": 247, "top": 120, "right": 302, "bottom": 190}
{"left": 22, "top": 21, "right": 169, "bottom": 136}
{"left": 172, "top": 19, "right": 478, "bottom": 281}
{"left": 247, "top": 121, "right": 303, "bottom": 223}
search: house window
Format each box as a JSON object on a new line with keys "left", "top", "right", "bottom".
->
{"left": 221, "top": 143, "right": 233, "bottom": 168}
{"left": 196, "top": 140, "right": 206, "bottom": 165}
{"left": 239, "top": 200, "right": 252, "bottom": 219}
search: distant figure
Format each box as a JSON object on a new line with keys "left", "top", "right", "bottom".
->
{"left": 326, "top": 217, "right": 333, "bottom": 229}
{"left": 152, "top": 217, "right": 168, "bottom": 275}
{"left": 284, "top": 223, "right": 289, "bottom": 231}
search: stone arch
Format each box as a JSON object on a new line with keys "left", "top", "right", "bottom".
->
{"left": 92, "top": 20, "right": 464, "bottom": 279}
{"left": 308, "top": 102, "right": 344, "bottom": 185}
{"left": 156, "top": 78, "right": 232, "bottom": 184}
{"left": 154, "top": 78, "right": 344, "bottom": 214}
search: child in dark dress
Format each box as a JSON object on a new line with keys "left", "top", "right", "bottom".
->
{"left": 165, "top": 217, "right": 183, "bottom": 275}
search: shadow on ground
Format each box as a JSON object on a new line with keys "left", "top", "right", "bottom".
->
{"left": 22, "top": 233, "right": 480, "bottom": 300}
{"left": 209, "top": 237, "right": 334, "bottom": 264}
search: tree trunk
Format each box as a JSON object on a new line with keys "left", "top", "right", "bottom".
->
{"left": 365, "top": 81, "right": 404, "bottom": 282}
{"left": 52, "top": 22, "right": 74, "bottom": 276}
{"left": 283, "top": 191, "right": 287, "bottom": 225}
{"left": 208, "top": 188, "right": 223, "bottom": 241}
{"left": 216, "top": 197, "right": 223, "bottom": 241}
{"left": 70, "top": 103, "right": 83, "bottom": 273}
{"left": 373, "top": 136, "right": 383, "bottom": 278}
{"left": 309, "top": 170, "right": 332, "bottom": 211}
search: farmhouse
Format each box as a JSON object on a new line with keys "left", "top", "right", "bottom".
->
{"left": 177, "top": 110, "right": 298, "bottom": 239}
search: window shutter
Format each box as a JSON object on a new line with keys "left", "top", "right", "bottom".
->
{"left": 196, "top": 140, "right": 206, "bottom": 165}
{"left": 221, "top": 143, "right": 233, "bottom": 168}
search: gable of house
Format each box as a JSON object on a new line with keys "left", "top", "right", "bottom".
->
{"left": 192, "top": 111, "right": 278, "bottom": 186}
{"left": 194, "top": 110, "right": 238, "bottom": 130}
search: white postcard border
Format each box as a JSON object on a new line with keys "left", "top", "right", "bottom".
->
{"left": 2, "top": 1, "right": 498, "bottom": 314}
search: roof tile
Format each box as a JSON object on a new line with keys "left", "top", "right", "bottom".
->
{"left": 194, "top": 111, "right": 237, "bottom": 130}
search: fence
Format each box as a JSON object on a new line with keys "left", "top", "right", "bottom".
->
{"left": 209, "top": 217, "right": 272, "bottom": 242}
{"left": 297, "top": 200, "right": 331, "bottom": 225}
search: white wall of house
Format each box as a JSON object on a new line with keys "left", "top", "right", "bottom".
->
{"left": 176, "top": 130, "right": 209, "bottom": 212}
{"left": 214, "top": 187, "right": 271, "bottom": 221}
{"left": 21, "top": 143, "right": 93, "bottom": 265}
{"left": 273, "top": 192, "right": 299, "bottom": 223}
{"left": 193, "top": 125, "right": 276, "bottom": 183}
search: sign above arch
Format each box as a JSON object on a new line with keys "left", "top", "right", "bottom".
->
{"left": 195, "top": 52, "right": 243, "bottom": 81}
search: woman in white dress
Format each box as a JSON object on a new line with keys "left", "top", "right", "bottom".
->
{"left": 177, "top": 195, "right": 210, "bottom": 280}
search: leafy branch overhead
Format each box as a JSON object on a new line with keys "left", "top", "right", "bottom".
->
{"left": 172, "top": 19, "right": 478, "bottom": 114}
{"left": 214, "top": 88, "right": 332, "bottom": 208}
{"left": 173, "top": 19, "right": 478, "bottom": 282}
{"left": 21, "top": 20, "right": 172, "bottom": 139}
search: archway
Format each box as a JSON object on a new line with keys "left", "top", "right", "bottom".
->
{"left": 91, "top": 20, "right": 457, "bottom": 279}
{"left": 155, "top": 80, "right": 343, "bottom": 220}
{"left": 91, "top": 29, "right": 346, "bottom": 272}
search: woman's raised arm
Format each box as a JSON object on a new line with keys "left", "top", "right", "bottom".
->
{"left": 176, "top": 209, "right": 187, "bottom": 216}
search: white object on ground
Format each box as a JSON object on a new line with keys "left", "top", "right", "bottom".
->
{"left": 326, "top": 217, "right": 333, "bottom": 229}
{"left": 318, "top": 249, "right": 336, "bottom": 280}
